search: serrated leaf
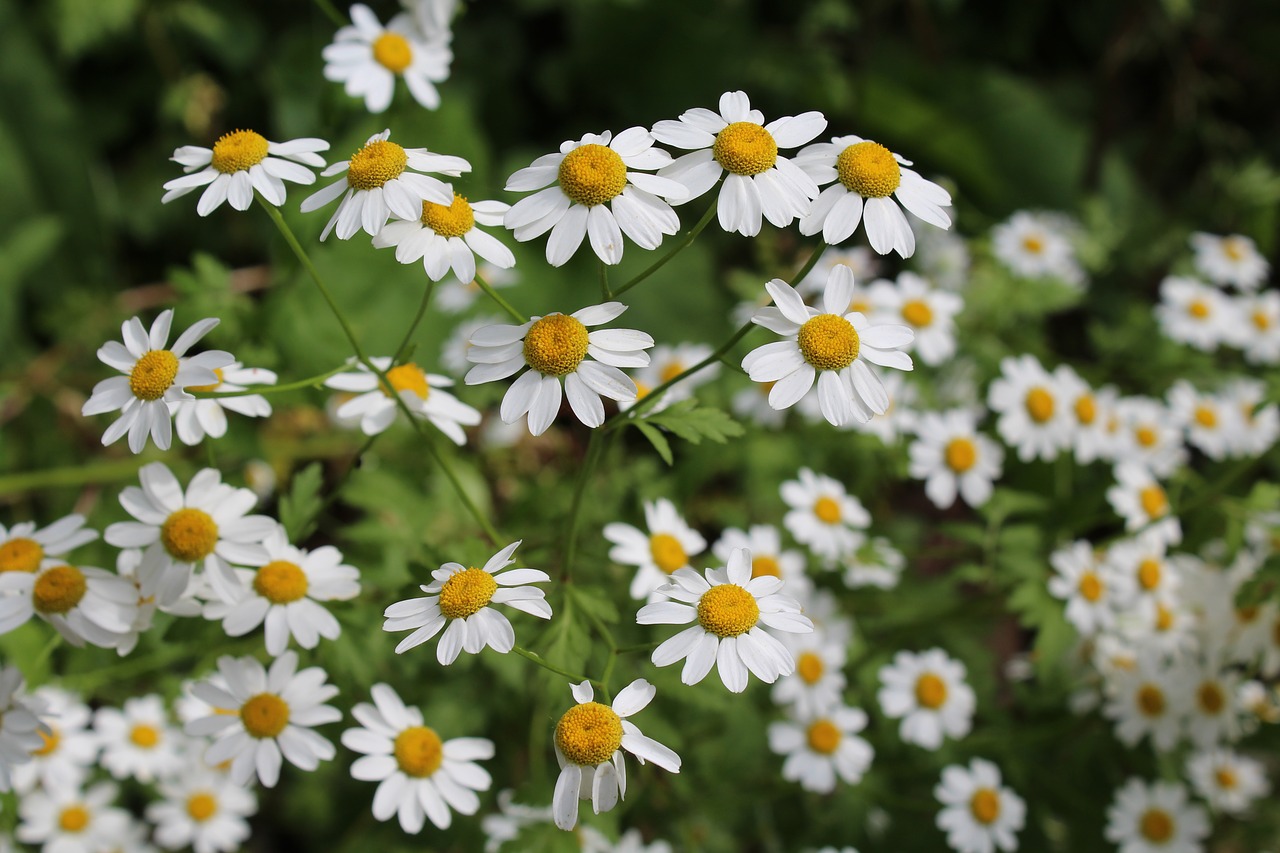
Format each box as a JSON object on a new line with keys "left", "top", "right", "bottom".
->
{"left": 279, "top": 462, "right": 324, "bottom": 542}
{"left": 644, "top": 399, "right": 745, "bottom": 446}
{"left": 632, "top": 420, "right": 673, "bottom": 465}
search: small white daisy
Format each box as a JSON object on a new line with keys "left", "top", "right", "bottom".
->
{"left": 81, "top": 309, "right": 233, "bottom": 453}
{"left": 868, "top": 272, "right": 962, "bottom": 365}
{"left": 0, "top": 667, "right": 47, "bottom": 792}
{"left": 770, "top": 633, "right": 847, "bottom": 719}
{"left": 987, "top": 354, "right": 1072, "bottom": 462}
{"left": 797, "top": 247, "right": 880, "bottom": 298}
{"left": 550, "top": 679, "right": 680, "bottom": 832}
{"left": 12, "top": 687, "right": 98, "bottom": 795}
{"left": 876, "top": 648, "right": 976, "bottom": 750}
{"left": 1185, "top": 748, "right": 1269, "bottom": 814}
{"left": 480, "top": 790, "right": 554, "bottom": 851}
{"left": 908, "top": 409, "right": 1004, "bottom": 510}
{"left": 1167, "top": 381, "right": 1240, "bottom": 461}
{"left": 604, "top": 499, "right": 707, "bottom": 602}
{"left": 323, "top": 4, "right": 452, "bottom": 113}
{"left": 1104, "top": 778, "right": 1209, "bottom": 853}
{"left": 780, "top": 468, "right": 870, "bottom": 566}
{"left": 1155, "top": 275, "right": 1234, "bottom": 351}
{"left": 1190, "top": 232, "right": 1269, "bottom": 290}
{"left": 323, "top": 357, "right": 481, "bottom": 444}
{"left": 1106, "top": 463, "right": 1181, "bottom": 546}
{"left": 1047, "top": 540, "right": 1135, "bottom": 637}
{"left": 712, "top": 524, "right": 810, "bottom": 599}
{"left": 1054, "top": 367, "right": 1120, "bottom": 465}
{"left": 1178, "top": 663, "right": 1244, "bottom": 749}
{"left": 934, "top": 759, "right": 1026, "bottom": 853}
{"left": 731, "top": 379, "right": 789, "bottom": 429}
{"left": 1102, "top": 654, "right": 1185, "bottom": 752}
{"left": 841, "top": 536, "right": 905, "bottom": 590}
{"left": 147, "top": 769, "right": 257, "bottom": 853}
{"left": 1104, "top": 530, "right": 1178, "bottom": 604}
{"left": 382, "top": 540, "right": 551, "bottom": 663}
{"left": 162, "top": 130, "right": 328, "bottom": 215}
{"left": 768, "top": 702, "right": 873, "bottom": 793}
{"left": 1232, "top": 290, "right": 1280, "bottom": 364}
{"left": 990, "top": 211, "right": 1084, "bottom": 285}
{"left": 1114, "top": 396, "right": 1187, "bottom": 477}
{"left": 373, "top": 193, "right": 514, "bottom": 282}
{"left": 620, "top": 342, "right": 719, "bottom": 414}
{"left": 0, "top": 514, "right": 97, "bottom": 575}
{"left": 16, "top": 781, "right": 131, "bottom": 853}
{"left": 1224, "top": 377, "right": 1280, "bottom": 456}
{"left": 113, "top": 547, "right": 203, "bottom": 657}
{"left": 0, "top": 560, "right": 136, "bottom": 650}
{"left": 171, "top": 362, "right": 277, "bottom": 446}
{"left": 93, "top": 695, "right": 184, "bottom": 783}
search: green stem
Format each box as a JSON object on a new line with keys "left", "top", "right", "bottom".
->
{"left": 613, "top": 199, "right": 718, "bottom": 298}
{"left": 0, "top": 459, "right": 145, "bottom": 496}
{"left": 311, "top": 0, "right": 347, "bottom": 27}
{"left": 562, "top": 430, "right": 606, "bottom": 582}
{"left": 511, "top": 645, "right": 591, "bottom": 684}
{"left": 418, "top": 434, "right": 503, "bottom": 544}
{"left": 192, "top": 365, "right": 348, "bottom": 398}
{"left": 473, "top": 272, "right": 527, "bottom": 324}
{"left": 394, "top": 281, "right": 437, "bottom": 365}
{"left": 599, "top": 261, "right": 612, "bottom": 300}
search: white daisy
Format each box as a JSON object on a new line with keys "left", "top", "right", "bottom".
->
{"left": 780, "top": 468, "right": 870, "bottom": 566}
{"left": 1114, "top": 396, "right": 1187, "bottom": 477}
{"left": 914, "top": 225, "right": 971, "bottom": 290}
{"left": 301, "top": 129, "right": 468, "bottom": 241}
{"left": 1224, "top": 377, "right": 1280, "bottom": 456}
{"left": 0, "top": 560, "right": 136, "bottom": 650}
{"left": 1104, "top": 530, "right": 1179, "bottom": 604}
{"left": 768, "top": 703, "right": 873, "bottom": 793}
{"left": 323, "top": 357, "right": 481, "bottom": 444}
{"left": 480, "top": 791, "right": 554, "bottom": 852}
{"left": 1190, "top": 232, "right": 1269, "bottom": 290}
{"left": 162, "top": 131, "right": 328, "bottom": 215}
{"left": 908, "top": 409, "right": 1004, "bottom": 510}
{"left": 1106, "top": 463, "right": 1181, "bottom": 546}
{"left": 797, "top": 247, "right": 880, "bottom": 299}
{"left": 93, "top": 695, "right": 184, "bottom": 783}
{"left": 1104, "top": 778, "right": 1209, "bottom": 853}
{"left": 16, "top": 782, "right": 130, "bottom": 853}
{"left": 1232, "top": 290, "right": 1280, "bottom": 364}
{"left": 743, "top": 266, "right": 915, "bottom": 427}
{"left": 1167, "top": 381, "right": 1240, "bottom": 461}
{"left": 342, "top": 683, "right": 493, "bottom": 832}
{"left": 732, "top": 379, "right": 788, "bottom": 429}
{"left": 1185, "top": 748, "right": 1269, "bottom": 814}
{"left": 323, "top": 4, "right": 452, "bottom": 113}
{"left": 441, "top": 313, "right": 505, "bottom": 374}
{"left": 81, "top": 309, "right": 233, "bottom": 453}
{"left": 147, "top": 769, "right": 257, "bottom": 853}
{"left": 987, "top": 354, "right": 1073, "bottom": 462}
{"left": 712, "top": 524, "right": 810, "bottom": 600}
{"left": 770, "top": 633, "right": 847, "bottom": 718}
{"left": 604, "top": 499, "right": 707, "bottom": 602}
{"left": 934, "top": 759, "right": 1026, "bottom": 853}
{"left": 990, "top": 211, "right": 1084, "bottom": 285}
{"left": 876, "top": 648, "right": 976, "bottom": 750}
{"left": 383, "top": 540, "right": 551, "bottom": 663}
{"left": 1178, "top": 663, "right": 1244, "bottom": 748}
{"left": 1155, "top": 275, "right": 1234, "bottom": 351}
{"left": 0, "top": 514, "right": 97, "bottom": 576}
{"left": 373, "top": 194, "right": 515, "bottom": 282}
{"left": 850, "top": 371, "right": 920, "bottom": 444}
{"left": 637, "top": 548, "right": 813, "bottom": 693}
{"left": 868, "top": 272, "right": 962, "bottom": 365}
{"left": 12, "top": 688, "right": 98, "bottom": 795}
{"left": 184, "top": 651, "right": 340, "bottom": 788}
{"left": 171, "top": 361, "right": 276, "bottom": 446}
{"left": 619, "top": 342, "right": 719, "bottom": 414}
{"left": 550, "top": 679, "right": 680, "bottom": 832}
{"left": 113, "top": 547, "right": 203, "bottom": 657}
{"left": 841, "top": 536, "right": 905, "bottom": 590}
{"left": 1102, "top": 654, "right": 1185, "bottom": 752}
{"left": 652, "top": 91, "right": 824, "bottom": 237}
{"left": 1054, "top": 367, "right": 1120, "bottom": 465}
{"left": 1047, "top": 540, "right": 1134, "bottom": 637}
{"left": 464, "top": 302, "right": 653, "bottom": 436}
{"left": 0, "top": 666, "right": 47, "bottom": 792}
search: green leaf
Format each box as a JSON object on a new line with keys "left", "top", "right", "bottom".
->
{"left": 279, "top": 462, "right": 324, "bottom": 542}
{"left": 567, "top": 584, "right": 619, "bottom": 625}
{"left": 644, "top": 399, "right": 745, "bottom": 446}
{"left": 632, "top": 420, "right": 673, "bottom": 465}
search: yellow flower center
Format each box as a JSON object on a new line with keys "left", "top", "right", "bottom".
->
{"left": 634, "top": 381, "right": 651, "bottom": 399}
{"left": 970, "top": 788, "right": 1002, "bottom": 825}
{"left": 1155, "top": 603, "right": 1175, "bottom": 632}
{"left": 659, "top": 362, "right": 685, "bottom": 384}
{"left": 382, "top": 363, "right": 431, "bottom": 401}
{"left": 372, "top": 32, "right": 413, "bottom": 74}
{"left": 1077, "top": 571, "right": 1103, "bottom": 602}
{"left": 713, "top": 122, "right": 778, "bottom": 177}
{"left": 1135, "top": 427, "right": 1157, "bottom": 449}
{"left": 523, "top": 314, "right": 590, "bottom": 377}
{"left": 1197, "top": 682, "right": 1225, "bottom": 715}
{"left": 240, "top": 693, "right": 289, "bottom": 739}
{"left": 557, "top": 144, "right": 627, "bottom": 207}
{"left": 813, "top": 496, "right": 842, "bottom": 525}
{"left": 33, "top": 726, "right": 60, "bottom": 756}
{"left": 797, "top": 651, "right": 824, "bottom": 684}
{"left": 850, "top": 298, "right": 871, "bottom": 315}
{"left": 0, "top": 538, "right": 43, "bottom": 574}
{"left": 945, "top": 437, "right": 978, "bottom": 473}
{"left": 1139, "top": 485, "right": 1168, "bottom": 519}
{"left": 901, "top": 299, "right": 934, "bottom": 327}
{"left": 187, "top": 367, "right": 226, "bottom": 394}
{"left": 129, "top": 723, "right": 160, "bottom": 749}
{"left": 1187, "top": 300, "right": 1210, "bottom": 319}
{"left": 33, "top": 565, "right": 87, "bottom": 615}
{"left": 1193, "top": 406, "right": 1217, "bottom": 429}
{"left": 129, "top": 350, "right": 180, "bottom": 401}
{"left": 914, "top": 673, "right": 948, "bottom": 709}
{"left": 555, "top": 701, "right": 623, "bottom": 766}
{"left": 186, "top": 792, "right": 219, "bottom": 822}
{"left": 421, "top": 194, "right": 475, "bottom": 238}
{"left": 797, "top": 314, "right": 860, "bottom": 371}
{"left": 346, "top": 139, "right": 408, "bottom": 191}
{"left": 58, "top": 805, "right": 90, "bottom": 834}
{"left": 1222, "top": 237, "right": 1246, "bottom": 262}
{"left": 751, "top": 555, "right": 781, "bottom": 579}
{"left": 393, "top": 726, "right": 444, "bottom": 777}
{"left": 835, "top": 141, "right": 900, "bottom": 198}
{"left": 1021, "top": 236, "right": 1045, "bottom": 255}
{"left": 160, "top": 508, "right": 220, "bottom": 563}
{"left": 1139, "top": 808, "right": 1174, "bottom": 843}
{"left": 805, "top": 719, "right": 841, "bottom": 755}
{"left": 253, "top": 560, "right": 309, "bottom": 604}
{"left": 1074, "top": 394, "right": 1097, "bottom": 425}
{"left": 1137, "top": 684, "right": 1166, "bottom": 717}
{"left": 648, "top": 533, "right": 688, "bottom": 574}
{"left": 1215, "top": 767, "right": 1238, "bottom": 790}
{"left": 210, "top": 130, "right": 269, "bottom": 175}
{"left": 1137, "top": 559, "right": 1162, "bottom": 591}
{"left": 1252, "top": 310, "right": 1271, "bottom": 330}
{"left": 438, "top": 567, "right": 498, "bottom": 619}
{"left": 1024, "top": 387, "right": 1055, "bottom": 423}
{"left": 696, "top": 583, "right": 760, "bottom": 638}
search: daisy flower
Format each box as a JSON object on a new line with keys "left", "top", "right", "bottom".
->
{"left": 162, "top": 130, "right": 328, "bottom": 215}
{"left": 797, "top": 246, "right": 880, "bottom": 298}
{"left": 1105, "top": 530, "right": 1178, "bottom": 604}
{"left": 1047, "top": 540, "right": 1134, "bottom": 637}
{"left": 914, "top": 225, "right": 971, "bottom": 290}
{"left": 742, "top": 266, "right": 915, "bottom": 426}
{"left": 342, "top": 683, "right": 493, "bottom": 832}
{"left": 990, "top": 211, "right": 1084, "bottom": 285}
{"left": 620, "top": 342, "right": 719, "bottom": 414}
{"left": 780, "top": 468, "right": 870, "bottom": 566}
{"left": 908, "top": 409, "right": 1004, "bottom": 510}
{"left": 0, "top": 560, "right": 136, "bottom": 650}
{"left": 1225, "top": 377, "right": 1280, "bottom": 456}
{"left": 841, "top": 536, "right": 905, "bottom": 590}
{"left": 323, "top": 4, "right": 452, "bottom": 113}
{"left": 0, "top": 514, "right": 97, "bottom": 576}
{"left": 168, "top": 362, "right": 278, "bottom": 446}
{"left": 1167, "top": 381, "right": 1240, "bottom": 461}
{"left": 771, "top": 633, "right": 846, "bottom": 717}
{"left": 114, "top": 547, "right": 203, "bottom": 657}
{"left": 1104, "top": 779, "right": 1208, "bottom": 853}
{"left": 1233, "top": 290, "right": 1280, "bottom": 364}
{"left": 504, "top": 128, "right": 687, "bottom": 266}
{"left": 1185, "top": 748, "right": 1269, "bottom": 814}
{"left": 987, "top": 354, "right": 1072, "bottom": 462}
{"left": 1190, "top": 232, "right": 1269, "bottom": 290}
{"left": 712, "top": 525, "right": 809, "bottom": 599}
{"left": 732, "top": 379, "right": 788, "bottom": 429}
{"left": 323, "top": 357, "right": 481, "bottom": 444}
{"left": 934, "top": 759, "right": 1026, "bottom": 853}
{"left": 1102, "top": 654, "right": 1185, "bottom": 752}
{"left": 0, "top": 667, "right": 47, "bottom": 792}
{"left": 1107, "top": 463, "right": 1181, "bottom": 546}
{"left": 382, "top": 540, "right": 551, "bottom": 663}
{"left": 550, "top": 679, "right": 680, "bottom": 832}
{"left": 480, "top": 791, "right": 554, "bottom": 851}
{"left": 795, "top": 134, "right": 952, "bottom": 256}
{"left": 93, "top": 695, "right": 184, "bottom": 783}
{"left": 637, "top": 548, "right": 813, "bottom": 693}
{"left": 768, "top": 702, "right": 873, "bottom": 793}
{"left": 604, "top": 499, "right": 707, "bottom": 602}
{"left": 876, "top": 648, "right": 976, "bottom": 750}
{"left": 185, "top": 651, "right": 340, "bottom": 788}
{"left": 13, "top": 687, "right": 98, "bottom": 795}
{"left": 81, "top": 309, "right": 233, "bottom": 453}
{"left": 373, "top": 194, "right": 515, "bottom": 282}
{"left": 16, "top": 782, "right": 130, "bottom": 853}
{"left": 464, "top": 302, "right": 653, "bottom": 436}
{"left": 652, "top": 90, "right": 825, "bottom": 237}
{"left": 301, "top": 129, "right": 469, "bottom": 241}
{"left": 1179, "top": 664, "right": 1244, "bottom": 748}
{"left": 1055, "top": 367, "right": 1120, "bottom": 465}
{"left": 104, "top": 462, "right": 275, "bottom": 606}
{"left": 868, "top": 272, "right": 962, "bottom": 365}
{"left": 147, "top": 769, "right": 257, "bottom": 853}
{"left": 1155, "top": 275, "right": 1234, "bottom": 352}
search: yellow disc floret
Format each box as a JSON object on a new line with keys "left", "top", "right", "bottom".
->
{"left": 59, "top": 805, "right": 90, "bottom": 833}
{"left": 557, "top": 144, "right": 627, "bottom": 207}
{"left": 34, "top": 727, "right": 60, "bottom": 756}
{"left": 1021, "top": 236, "right": 1045, "bottom": 255}
{"left": 813, "top": 496, "right": 842, "bottom": 525}
{"left": 901, "top": 299, "right": 934, "bottom": 327}
{"left": 438, "top": 567, "right": 498, "bottom": 619}
{"left": 914, "top": 673, "right": 948, "bottom": 709}
{"left": 806, "top": 719, "right": 841, "bottom": 755}
{"left": 1137, "top": 684, "right": 1165, "bottom": 717}
{"left": 393, "top": 726, "right": 444, "bottom": 777}
{"left": 1140, "top": 808, "right": 1174, "bottom": 842}
{"left": 555, "top": 701, "right": 623, "bottom": 766}
{"left": 1137, "top": 559, "right": 1162, "bottom": 591}
{"left": 648, "top": 534, "right": 688, "bottom": 574}
{"left": 970, "top": 789, "right": 1001, "bottom": 824}
{"left": 1139, "top": 485, "right": 1168, "bottom": 519}
{"left": 751, "top": 555, "right": 781, "bottom": 579}
{"left": 945, "top": 437, "right": 977, "bottom": 473}
{"left": 0, "top": 538, "right": 43, "bottom": 574}
{"left": 1194, "top": 406, "right": 1217, "bottom": 428}
{"left": 1024, "top": 387, "right": 1055, "bottom": 423}
{"left": 210, "top": 130, "right": 269, "bottom": 175}
{"left": 240, "top": 693, "right": 290, "bottom": 739}
{"left": 1187, "top": 300, "right": 1210, "bottom": 319}
{"left": 129, "top": 724, "right": 160, "bottom": 749}
{"left": 421, "top": 194, "right": 475, "bottom": 237}
{"left": 696, "top": 584, "right": 760, "bottom": 638}
{"left": 1077, "top": 572, "right": 1103, "bottom": 602}
{"left": 797, "top": 651, "right": 824, "bottom": 684}
{"left": 713, "top": 122, "right": 778, "bottom": 177}
{"left": 1215, "top": 767, "right": 1238, "bottom": 790}
{"left": 836, "top": 141, "right": 901, "bottom": 198}
{"left": 797, "top": 314, "right": 860, "bottom": 371}
{"left": 33, "top": 566, "right": 87, "bottom": 615}
{"left": 382, "top": 363, "right": 431, "bottom": 401}
{"left": 1074, "top": 394, "right": 1097, "bottom": 425}
{"left": 187, "top": 367, "right": 225, "bottom": 394}
{"left": 161, "top": 508, "right": 219, "bottom": 563}
{"left": 186, "top": 792, "right": 219, "bottom": 822}
{"left": 372, "top": 32, "right": 413, "bottom": 74}
{"left": 347, "top": 139, "right": 408, "bottom": 191}
{"left": 523, "top": 314, "right": 590, "bottom": 377}
{"left": 129, "top": 350, "right": 180, "bottom": 401}
{"left": 254, "top": 560, "right": 309, "bottom": 604}
{"left": 1197, "top": 682, "right": 1225, "bottom": 714}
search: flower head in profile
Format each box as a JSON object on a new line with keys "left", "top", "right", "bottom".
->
{"left": 324, "top": 357, "right": 481, "bottom": 444}
{"left": 373, "top": 194, "right": 514, "bottom": 282}
{"left": 162, "top": 131, "right": 328, "bottom": 215}
{"left": 324, "top": 3, "right": 452, "bottom": 113}
{"left": 934, "top": 759, "right": 1026, "bottom": 853}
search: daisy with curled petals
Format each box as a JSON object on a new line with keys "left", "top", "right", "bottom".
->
{"left": 147, "top": 769, "right": 257, "bottom": 853}
{"left": 162, "top": 130, "right": 328, "bottom": 215}
{"left": 172, "top": 362, "right": 277, "bottom": 446}
{"left": 81, "top": 309, "right": 233, "bottom": 453}
{"left": 464, "top": 303, "right": 653, "bottom": 436}
{"left": 373, "top": 193, "right": 514, "bottom": 282}
{"left": 104, "top": 462, "right": 275, "bottom": 606}
{"left": 16, "top": 781, "right": 130, "bottom": 853}
{"left": 908, "top": 409, "right": 1004, "bottom": 510}
{"left": 1104, "top": 779, "right": 1208, "bottom": 853}
{"left": 92, "top": 695, "right": 184, "bottom": 783}
{"left": 1190, "top": 232, "right": 1269, "bottom": 290}
{"left": 743, "top": 265, "right": 914, "bottom": 427}
{"left": 603, "top": 498, "right": 707, "bottom": 602}
{"left": 877, "top": 648, "right": 976, "bottom": 750}
{"left": 323, "top": 357, "right": 481, "bottom": 444}
{"left": 781, "top": 468, "right": 870, "bottom": 566}
{"left": 342, "top": 683, "right": 493, "bottom": 832}
{"left": 767, "top": 702, "right": 873, "bottom": 793}
{"left": 382, "top": 540, "right": 551, "bottom": 664}
{"left": 0, "top": 666, "right": 47, "bottom": 792}
{"left": 652, "top": 90, "right": 825, "bottom": 237}
{"left": 504, "top": 128, "right": 687, "bottom": 266}
{"left": 551, "top": 679, "right": 680, "bottom": 831}
{"left": 0, "top": 559, "right": 136, "bottom": 650}
{"left": 185, "top": 651, "right": 341, "bottom": 788}
{"left": 795, "top": 134, "right": 952, "bottom": 256}
{"left": 934, "top": 759, "right": 1026, "bottom": 853}
{"left": 323, "top": 4, "right": 452, "bottom": 113}
{"left": 301, "top": 129, "right": 469, "bottom": 241}
{"left": 636, "top": 548, "right": 814, "bottom": 693}
{"left": 1186, "top": 748, "right": 1269, "bottom": 814}
{"left": 0, "top": 514, "right": 97, "bottom": 576}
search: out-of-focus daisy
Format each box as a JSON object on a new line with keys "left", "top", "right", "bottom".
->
{"left": 604, "top": 499, "right": 707, "bottom": 602}
{"left": 1179, "top": 664, "right": 1243, "bottom": 748}
{"left": 16, "top": 782, "right": 130, "bottom": 853}
{"left": 990, "top": 211, "right": 1084, "bottom": 285}
{"left": 342, "top": 683, "right": 492, "bottom": 832}
{"left": 383, "top": 540, "right": 551, "bottom": 663}
{"left": 712, "top": 525, "right": 809, "bottom": 599}
{"left": 0, "top": 515, "right": 97, "bottom": 576}
{"left": 1114, "top": 396, "right": 1187, "bottom": 477}
{"left": 781, "top": 468, "right": 870, "bottom": 566}
{"left": 768, "top": 702, "right": 873, "bottom": 793}
{"left": 436, "top": 264, "right": 517, "bottom": 314}
{"left": 1232, "top": 290, "right": 1280, "bottom": 364}
{"left": 914, "top": 225, "right": 970, "bottom": 290}
{"left": 323, "top": 4, "right": 451, "bottom": 113}
{"left": 620, "top": 342, "right": 719, "bottom": 414}
{"left": 841, "top": 536, "right": 905, "bottom": 590}
{"left": 82, "top": 310, "right": 232, "bottom": 454}
{"left": 1190, "top": 232, "right": 1269, "bottom": 290}
{"left": 147, "top": 769, "right": 257, "bottom": 853}
{"left": 441, "top": 314, "right": 504, "bottom": 375}
{"left": 1185, "top": 748, "right": 1269, "bottom": 814}
{"left": 1102, "top": 654, "right": 1185, "bottom": 752}
{"left": 796, "top": 134, "right": 952, "bottom": 256}
{"left": 637, "top": 548, "right": 813, "bottom": 692}
{"left": 93, "top": 695, "right": 184, "bottom": 783}
{"left": 173, "top": 362, "right": 277, "bottom": 446}
{"left": 1167, "top": 381, "right": 1239, "bottom": 461}
{"left": 877, "top": 648, "right": 976, "bottom": 750}
{"left": 732, "top": 380, "right": 788, "bottom": 429}
{"left": 1104, "top": 779, "right": 1208, "bottom": 853}
{"left": 987, "top": 354, "right": 1072, "bottom": 462}
{"left": 12, "top": 688, "right": 97, "bottom": 794}
{"left": 908, "top": 409, "right": 1003, "bottom": 510}
{"left": 934, "top": 759, "right": 1026, "bottom": 853}
{"left": 797, "top": 247, "right": 879, "bottom": 299}
{"left": 464, "top": 302, "right": 653, "bottom": 435}
{"left": 850, "top": 372, "right": 920, "bottom": 444}
{"left": 323, "top": 357, "right": 480, "bottom": 444}
{"left": 868, "top": 272, "right": 962, "bottom": 365}
{"left": 1155, "top": 275, "right": 1235, "bottom": 351}
{"left": 1224, "top": 378, "right": 1280, "bottom": 456}
{"left": 1047, "top": 541, "right": 1134, "bottom": 637}
{"left": 653, "top": 90, "right": 824, "bottom": 237}
{"left": 301, "top": 129, "right": 468, "bottom": 241}
{"left": 480, "top": 790, "right": 554, "bottom": 852}
{"left": 771, "top": 633, "right": 846, "bottom": 718}
{"left": 373, "top": 194, "right": 514, "bottom": 282}
{"left": 162, "top": 131, "right": 328, "bottom": 215}
{"left": 185, "top": 651, "right": 340, "bottom": 788}
{"left": 1106, "top": 464, "right": 1181, "bottom": 546}
{"left": 0, "top": 560, "right": 136, "bottom": 650}
{"left": 0, "top": 667, "right": 46, "bottom": 792}
{"left": 550, "top": 679, "right": 680, "bottom": 831}
{"left": 504, "top": 129, "right": 687, "bottom": 266}
{"left": 1055, "top": 367, "right": 1119, "bottom": 465}
{"left": 1105, "top": 530, "right": 1178, "bottom": 604}
{"left": 743, "top": 266, "right": 914, "bottom": 427}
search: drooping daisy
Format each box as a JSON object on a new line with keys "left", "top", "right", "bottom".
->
{"left": 1233, "top": 290, "right": 1280, "bottom": 364}
{"left": 104, "top": 462, "right": 275, "bottom": 606}
{"left": 637, "top": 548, "right": 813, "bottom": 692}
{"left": 990, "top": 211, "right": 1085, "bottom": 285}
{"left": 12, "top": 688, "right": 98, "bottom": 795}
{"left": 1155, "top": 275, "right": 1234, "bottom": 352}
{"left": 1190, "top": 232, "right": 1269, "bottom": 290}
{"left": 1102, "top": 654, "right": 1185, "bottom": 752}
{"left": 16, "top": 782, "right": 131, "bottom": 853}
{"left": 712, "top": 524, "right": 810, "bottom": 600}
{"left": 0, "top": 560, "right": 136, "bottom": 650}
{"left": 795, "top": 134, "right": 952, "bottom": 256}
{"left": 373, "top": 194, "right": 515, "bottom": 282}
{"left": 771, "top": 633, "right": 847, "bottom": 718}
{"left": 987, "top": 354, "right": 1072, "bottom": 462}
{"left": 171, "top": 362, "right": 277, "bottom": 446}
{"left": 1185, "top": 748, "right": 1269, "bottom": 814}
{"left": 604, "top": 499, "right": 707, "bottom": 602}
{"left": 780, "top": 468, "right": 870, "bottom": 566}
{"left": 301, "top": 129, "right": 468, "bottom": 241}
{"left": 1104, "top": 779, "right": 1208, "bottom": 853}
{"left": 162, "top": 131, "right": 328, "bottom": 215}
{"left": 868, "top": 272, "right": 962, "bottom": 365}
{"left": 652, "top": 90, "right": 825, "bottom": 236}
{"left": 1107, "top": 463, "right": 1181, "bottom": 546}
{"left": 147, "top": 769, "right": 257, "bottom": 853}
{"left": 323, "top": 357, "right": 481, "bottom": 444}
{"left": 0, "top": 667, "right": 47, "bottom": 792}
{"left": 1047, "top": 541, "right": 1134, "bottom": 637}
{"left": 0, "top": 515, "right": 97, "bottom": 576}
{"left": 908, "top": 409, "right": 1004, "bottom": 510}
{"left": 742, "top": 266, "right": 915, "bottom": 427}
{"left": 185, "top": 651, "right": 340, "bottom": 788}
{"left": 93, "top": 696, "right": 184, "bottom": 783}
{"left": 934, "top": 759, "right": 1026, "bottom": 853}
{"left": 323, "top": 4, "right": 452, "bottom": 113}
{"left": 550, "top": 679, "right": 680, "bottom": 832}
{"left": 383, "top": 540, "right": 551, "bottom": 663}
{"left": 877, "top": 648, "right": 976, "bottom": 750}
{"left": 342, "top": 683, "right": 493, "bottom": 832}
{"left": 768, "top": 702, "right": 873, "bottom": 793}
{"left": 81, "top": 310, "right": 233, "bottom": 453}
{"left": 464, "top": 302, "right": 653, "bottom": 435}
